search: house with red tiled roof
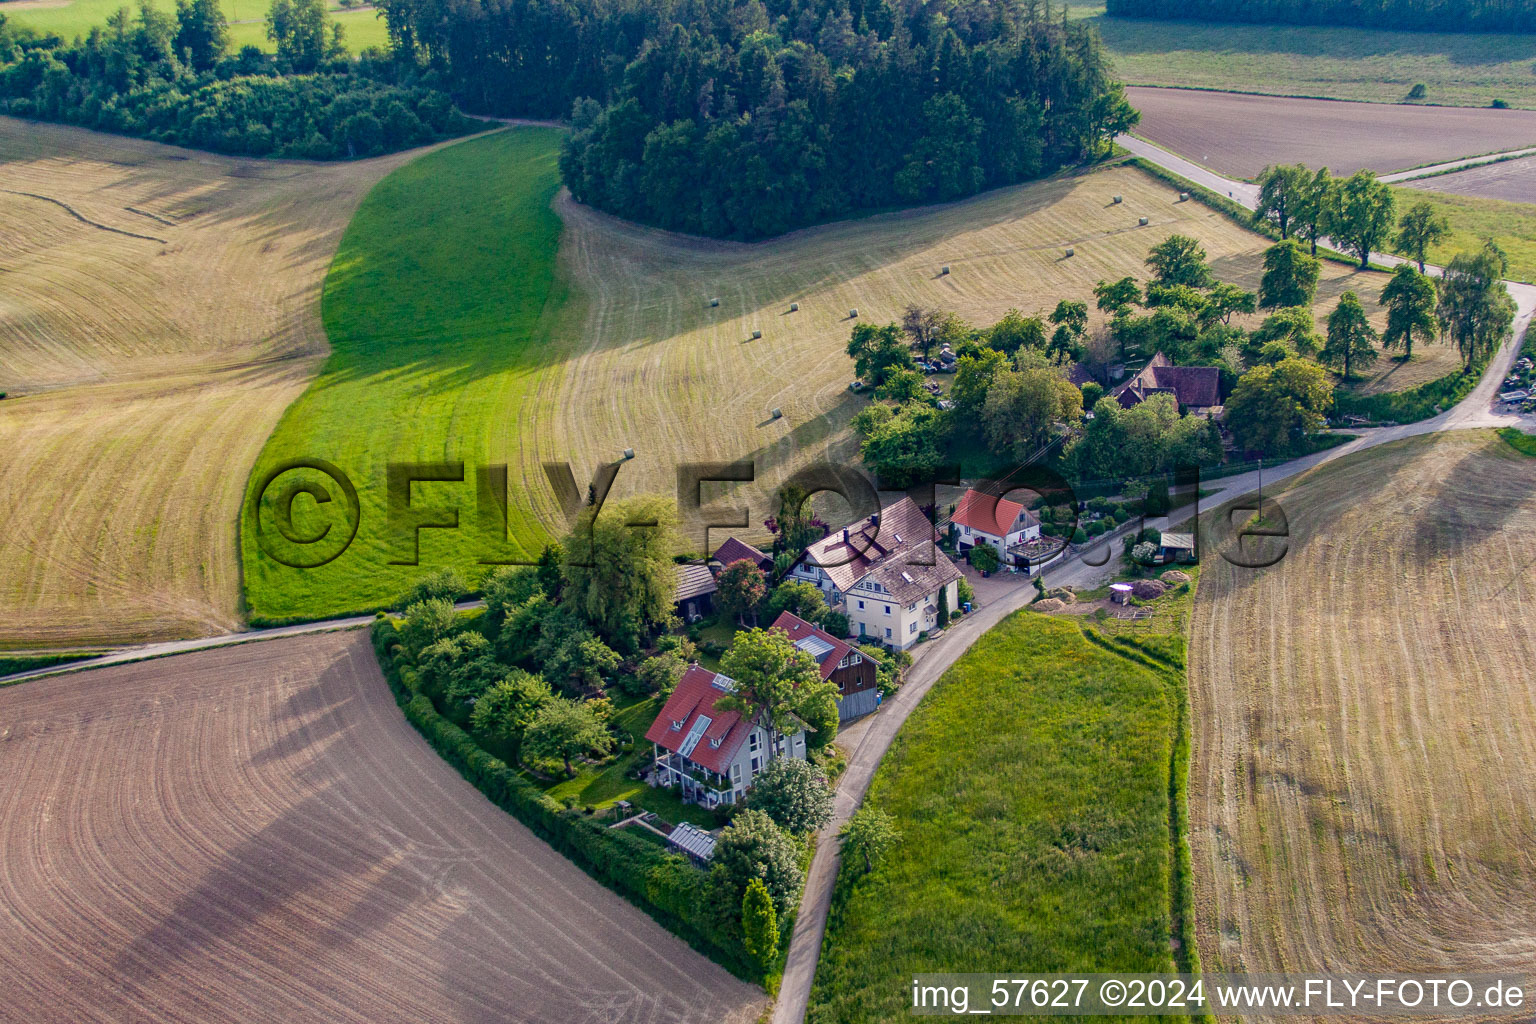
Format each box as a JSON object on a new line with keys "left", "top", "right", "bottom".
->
{"left": 710, "top": 536, "right": 773, "bottom": 574}
{"left": 644, "top": 664, "right": 808, "bottom": 808}
{"left": 790, "top": 496, "right": 961, "bottom": 650}
{"left": 950, "top": 488, "right": 1041, "bottom": 568}
{"left": 1111, "top": 351, "right": 1222, "bottom": 415}
{"left": 771, "top": 611, "right": 879, "bottom": 721}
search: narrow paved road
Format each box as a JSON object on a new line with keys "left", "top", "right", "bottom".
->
{"left": 771, "top": 137, "right": 1536, "bottom": 1024}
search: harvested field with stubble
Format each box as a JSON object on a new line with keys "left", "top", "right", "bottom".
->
{"left": 1188, "top": 431, "right": 1536, "bottom": 999}
{"left": 0, "top": 630, "right": 765, "bottom": 1024}
{"left": 1404, "top": 155, "right": 1536, "bottom": 203}
{"left": 1128, "top": 87, "right": 1536, "bottom": 178}
{"left": 0, "top": 118, "right": 417, "bottom": 648}
{"left": 551, "top": 162, "right": 1397, "bottom": 508}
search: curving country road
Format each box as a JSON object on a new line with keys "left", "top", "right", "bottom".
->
{"left": 768, "top": 137, "right": 1536, "bottom": 1024}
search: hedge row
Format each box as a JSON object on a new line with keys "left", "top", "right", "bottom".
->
{"left": 369, "top": 619, "right": 754, "bottom": 978}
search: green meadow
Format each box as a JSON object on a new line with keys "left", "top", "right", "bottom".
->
{"left": 808, "top": 610, "right": 1193, "bottom": 1022}
{"left": 1390, "top": 186, "right": 1536, "bottom": 283}
{"left": 241, "top": 128, "right": 572, "bottom": 624}
{"left": 1067, "top": 2, "right": 1536, "bottom": 109}
{"left": 4, "top": 0, "right": 390, "bottom": 53}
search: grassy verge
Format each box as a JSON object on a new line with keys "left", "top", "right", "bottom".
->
{"left": 807, "top": 606, "right": 1199, "bottom": 1022}
{"left": 241, "top": 128, "right": 569, "bottom": 623}
{"left": 1389, "top": 186, "right": 1536, "bottom": 284}
{"left": 1498, "top": 427, "right": 1536, "bottom": 456}
{"left": 1067, "top": 4, "right": 1536, "bottom": 109}
{"left": 1332, "top": 359, "right": 1484, "bottom": 423}
{"left": 0, "top": 651, "right": 101, "bottom": 679}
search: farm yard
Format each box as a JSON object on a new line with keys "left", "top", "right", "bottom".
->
{"left": 0, "top": 117, "right": 415, "bottom": 648}
{"left": 1128, "top": 87, "right": 1536, "bottom": 178}
{"left": 807, "top": 610, "right": 1188, "bottom": 1022}
{"left": 1070, "top": 3, "right": 1536, "bottom": 110}
{"left": 0, "top": 629, "right": 765, "bottom": 1023}
{"left": 1188, "top": 431, "right": 1536, "bottom": 985}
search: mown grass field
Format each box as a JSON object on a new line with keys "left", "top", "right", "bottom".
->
{"left": 240, "top": 127, "right": 572, "bottom": 623}
{"left": 1189, "top": 431, "right": 1536, "bottom": 983}
{"left": 1392, "top": 184, "right": 1536, "bottom": 284}
{"left": 0, "top": 117, "right": 413, "bottom": 647}
{"left": 807, "top": 611, "right": 1186, "bottom": 1022}
{"left": 1068, "top": 2, "right": 1536, "bottom": 109}
{"left": 1, "top": 0, "right": 389, "bottom": 52}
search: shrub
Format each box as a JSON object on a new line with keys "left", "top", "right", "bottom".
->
{"left": 746, "top": 758, "right": 834, "bottom": 835}
{"left": 969, "top": 544, "right": 1000, "bottom": 573}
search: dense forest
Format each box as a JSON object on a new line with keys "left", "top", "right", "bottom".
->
{"left": 0, "top": 2, "right": 474, "bottom": 158}
{"left": 377, "top": 0, "right": 1138, "bottom": 237}
{"left": 1105, "top": 0, "right": 1536, "bottom": 34}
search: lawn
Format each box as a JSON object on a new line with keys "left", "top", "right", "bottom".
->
{"left": 1390, "top": 185, "right": 1536, "bottom": 284}
{"left": 1067, "top": 2, "right": 1536, "bottom": 109}
{"left": 538, "top": 693, "right": 718, "bottom": 828}
{"left": 3, "top": 0, "right": 390, "bottom": 53}
{"left": 807, "top": 611, "right": 1187, "bottom": 1022}
{"left": 241, "top": 127, "right": 572, "bottom": 623}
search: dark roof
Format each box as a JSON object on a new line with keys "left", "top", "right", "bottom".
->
{"left": 1065, "top": 362, "right": 1096, "bottom": 387}
{"left": 950, "top": 488, "right": 1038, "bottom": 537}
{"left": 712, "top": 537, "right": 771, "bottom": 570}
{"left": 771, "top": 612, "right": 856, "bottom": 681}
{"left": 675, "top": 563, "right": 718, "bottom": 602}
{"left": 1112, "top": 351, "right": 1221, "bottom": 410}
{"left": 861, "top": 542, "right": 962, "bottom": 605}
{"left": 803, "top": 496, "right": 939, "bottom": 593}
{"left": 644, "top": 665, "right": 750, "bottom": 775}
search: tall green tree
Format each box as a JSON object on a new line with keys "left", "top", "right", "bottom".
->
{"left": 839, "top": 806, "right": 901, "bottom": 874}
{"left": 717, "top": 559, "right": 768, "bottom": 625}
{"left": 1145, "top": 234, "right": 1212, "bottom": 288}
{"left": 1395, "top": 201, "right": 1450, "bottom": 273}
{"left": 1250, "top": 306, "right": 1322, "bottom": 359}
{"left": 1438, "top": 244, "right": 1516, "bottom": 370}
{"left": 1225, "top": 358, "right": 1334, "bottom": 455}
{"left": 174, "top": 0, "right": 227, "bottom": 70}
{"left": 521, "top": 697, "right": 611, "bottom": 777}
{"left": 710, "top": 809, "right": 803, "bottom": 916}
{"left": 1093, "top": 276, "right": 1141, "bottom": 317}
{"left": 987, "top": 308, "right": 1047, "bottom": 355}
{"left": 846, "top": 322, "right": 916, "bottom": 385}
{"left": 1205, "top": 281, "right": 1257, "bottom": 325}
{"left": 764, "top": 579, "right": 828, "bottom": 625}
{"left": 1331, "top": 170, "right": 1396, "bottom": 269}
{"left": 561, "top": 494, "right": 680, "bottom": 648}
{"left": 470, "top": 670, "right": 553, "bottom": 748}
{"left": 266, "top": 0, "right": 339, "bottom": 73}
{"left": 741, "top": 879, "right": 779, "bottom": 971}
{"left": 1258, "top": 239, "right": 1321, "bottom": 309}
{"left": 1321, "top": 290, "right": 1379, "bottom": 380}
{"left": 1379, "top": 263, "right": 1439, "bottom": 360}
{"left": 981, "top": 366, "right": 1083, "bottom": 460}
{"left": 1293, "top": 167, "right": 1336, "bottom": 256}
{"left": 718, "top": 627, "right": 837, "bottom": 754}
{"left": 747, "top": 757, "right": 833, "bottom": 835}
{"left": 1254, "top": 163, "right": 1310, "bottom": 238}
{"left": 1048, "top": 299, "right": 1089, "bottom": 359}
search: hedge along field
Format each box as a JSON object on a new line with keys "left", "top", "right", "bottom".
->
{"left": 241, "top": 127, "right": 573, "bottom": 623}
{"left": 1065, "top": 2, "right": 1536, "bottom": 110}
{"left": 807, "top": 611, "right": 1191, "bottom": 1023}
{"left": 2, "top": 0, "right": 390, "bottom": 52}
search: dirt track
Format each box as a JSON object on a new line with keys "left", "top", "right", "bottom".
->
{"left": 1129, "top": 87, "right": 1536, "bottom": 178}
{"left": 1188, "top": 432, "right": 1536, "bottom": 1006}
{"left": 0, "top": 631, "right": 764, "bottom": 1024}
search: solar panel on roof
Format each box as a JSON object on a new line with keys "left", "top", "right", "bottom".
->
{"left": 795, "top": 635, "right": 835, "bottom": 662}
{"left": 678, "top": 715, "right": 711, "bottom": 756}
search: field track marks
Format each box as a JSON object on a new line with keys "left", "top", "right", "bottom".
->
{"left": 1189, "top": 432, "right": 1536, "bottom": 1008}
{"left": 0, "top": 188, "right": 167, "bottom": 243}
{"left": 0, "top": 630, "right": 765, "bottom": 1024}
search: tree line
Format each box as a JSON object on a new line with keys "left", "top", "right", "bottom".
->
{"left": 1105, "top": 0, "right": 1536, "bottom": 34}
{"left": 0, "top": 1, "right": 473, "bottom": 158}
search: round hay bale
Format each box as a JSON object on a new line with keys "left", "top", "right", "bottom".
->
{"left": 1131, "top": 579, "right": 1167, "bottom": 600}
{"left": 1138, "top": 216, "right": 1149, "bottom": 226}
{"left": 1160, "top": 569, "right": 1191, "bottom": 585}
{"left": 1033, "top": 598, "right": 1066, "bottom": 613}
{"left": 1064, "top": 247, "right": 1075, "bottom": 257}
{"left": 751, "top": 329, "right": 762, "bottom": 340}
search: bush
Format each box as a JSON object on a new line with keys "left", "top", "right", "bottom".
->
{"left": 969, "top": 544, "right": 1001, "bottom": 573}
{"left": 822, "top": 611, "right": 851, "bottom": 638}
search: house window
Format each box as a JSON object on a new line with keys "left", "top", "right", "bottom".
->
{"left": 732, "top": 764, "right": 742, "bottom": 784}
{"left": 749, "top": 731, "right": 760, "bottom": 752}
{"left": 909, "top": 621, "right": 917, "bottom": 634}
{"left": 963, "top": 525, "right": 971, "bottom": 535}
{"left": 857, "top": 600, "right": 865, "bottom": 610}
{"left": 883, "top": 605, "right": 890, "bottom": 615}
{"left": 750, "top": 755, "right": 761, "bottom": 774}
{"left": 884, "top": 627, "right": 892, "bottom": 639}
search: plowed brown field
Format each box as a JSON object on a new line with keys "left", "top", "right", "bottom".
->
{"left": 1189, "top": 431, "right": 1536, "bottom": 1005}
{"left": 0, "top": 631, "right": 765, "bottom": 1024}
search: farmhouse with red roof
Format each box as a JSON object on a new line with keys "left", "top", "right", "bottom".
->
{"left": 771, "top": 611, "right": 880, "bottom": 720}
{"left": 1111, "top": 351, "right": 1222, "bottom": 416}
{"left": 644, "top": 664, "right": 808, "bottom": 808}
{"left": 949, "top": 488, "right": 1041, "bottom": 568}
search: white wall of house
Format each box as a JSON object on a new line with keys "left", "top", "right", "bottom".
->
{"left": 656, "top": 722, "right": 808, "bottom": 806}
{"left": 845, "top": 578, "right": 959, "bottom": 650}
{"left": 955, "top": 520, "right": 1040, "bottom": 556}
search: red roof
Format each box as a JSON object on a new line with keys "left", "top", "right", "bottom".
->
{"left": 712, "top": 537, "right": 771, "bottom": 569}
{"left": 644, "top": 664, "right": 752, "bottom": 775}
{"left": 770, "top": 612, "right": 856, "bottom": 681}
{"left": 950, "top": 488, "right": 1034, "bottom": 537}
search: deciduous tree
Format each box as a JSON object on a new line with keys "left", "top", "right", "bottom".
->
{"left": 839, "top": 806, "right": 901, "bottom": 873}
{"left": 1331, "top": 170, "right": 1396, "bottom": 269}
{"left": 1321, "top": 291, "right": 1379, "bottom": 380}
{"left": 521, "top": 696, "right": 611, "bottom": 777}
{"left": 1224, "top": 359, "right": 1333, "bottom": 455}
{"left": 747, "top": 757, "right": 833, "bottom": 835}
{"left": 717, "top": 559, "right": 768, "bottom": 625}
{"left": 1379, "top": 263, "right": 1439, "bottom": 360}
{"left": 1258, "top": 239, "right": 1321, "bottom": 309}
{"left": 561, "top": 494, "right": 680, "bottom": 648}
{"left": 1254, "top": 163, "right": 1310, "bottom": 238}
{"left": 1394, "top": 201, "right": 1450, "bottom": 272}
{"left": 1145, "top": 234, "right": 1212, "bottom": 288}
{"left": 1438, "top": 244, "right": 1516, "bottom": 370}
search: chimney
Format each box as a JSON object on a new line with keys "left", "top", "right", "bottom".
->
{"left": 843, "top": 528, "right": 849, "bottom": 541}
